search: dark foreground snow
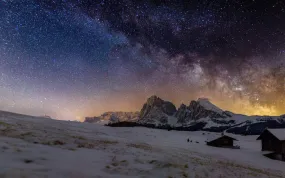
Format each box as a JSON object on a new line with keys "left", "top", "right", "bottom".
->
{"left": 0, "top": 113, "right": 285, "bottom": 178}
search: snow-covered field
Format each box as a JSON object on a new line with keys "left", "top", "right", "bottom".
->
{"left": 0, "top": 113, "right": 285, "bottom": 178}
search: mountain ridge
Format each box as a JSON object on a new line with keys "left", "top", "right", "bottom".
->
{"left": 86, "top": 95, "right": 285, "bottom": 135}
{"left": 84, "top": 111, "right": 140, "bottom": 124}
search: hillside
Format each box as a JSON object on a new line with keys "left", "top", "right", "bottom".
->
{"left": 0, "top": 111, "right": 285, "bottom": 177}
{"left": 0, "top": 110, "right": 53, "bottom": 120}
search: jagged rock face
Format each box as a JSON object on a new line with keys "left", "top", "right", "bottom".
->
{"left": 138, "top": 95, "right": 177, "bottom": 125}
{"left": 139, "top": 96, "right": 176, "bottom": 118}
{"left": 86, "top": 95, "right": 285, "bottom": 135}
{"left": 84, "top": 112, "right": 139, "bottom": 123}
{"left": 84, "top": 117, "right": 101, "bottom": 123}
{"left": 176, "top": 98, "right": 233, "bottom": 124}
{"left": 139, "top": 107, "right": 169, "bottom": 124}
{"left": 188, "top": 100, "right": 227, "bottom": 120}
{"left": 175, "top": 104, "right": 192, "bottom": 123}
{"left": 139, "top": 96, "right": 233, "bottom": 125}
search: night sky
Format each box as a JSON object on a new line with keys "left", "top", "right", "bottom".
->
{"left": 0, "top": 0, "right": 285, "bottom": 120}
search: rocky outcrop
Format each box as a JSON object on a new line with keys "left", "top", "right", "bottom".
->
{"left": 188, "top": 99, "right": 228, "bottom": 120}
{"left": 84, "top": 117, "right": 101, "bottom": 123}
{"left": 175, "top": 98, "right": 233, "bottom": 124}
{"left": 88, "top": 95, "right": 285, "bottom": 135}
{"left": 138, "top": 95, "right": 177, "bottom": 125}
{"left": 84, "top": 112, "right": 139, "bottom": 124}
{"left": 136, "top": 96, "right": 285, "bottom": 134}
{"left": 175, "top": 104, "right": 192, "bottom": 123}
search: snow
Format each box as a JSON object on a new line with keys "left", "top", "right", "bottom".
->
{"left": 203, "top": 114, "right": 281, "bottom": 129}
{"left": 197, "top": 98, "right": 224, "bottom": 114}
{"left": 202, "top": 118, "right": 231, "bottom": 128}
{"left": 267, "top": 128, "right": 285, "bottom": 141}
{"left": 0, "top": 111, "right": 285, "bottom": 177}
{"left": 167, "top": 116, "right": 178, "bottom": 126}
{"left": 262, "top": 151, "right": 274, "bottom": 154}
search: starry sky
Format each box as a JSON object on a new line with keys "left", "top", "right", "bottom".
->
{"left": 0, "top": 0, "right": 285, "bottom": 120}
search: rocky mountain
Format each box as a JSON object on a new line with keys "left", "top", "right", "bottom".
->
{"left": 137, "top": 95, "right": 177, "bottom": 125}
{"left": 104, "top": 95, "right": 285, "bottom": 135}
{"left": 84, "top": 117, "right": 101, "bottom": 123}
{"left": 137, "top": 96, "right": 236, "bottom": 126}
{"left": 175, "top": 98, "right": 234, "bottom": 124}
{"left": 84, "top": 111, "right": 139, "bottom": 124}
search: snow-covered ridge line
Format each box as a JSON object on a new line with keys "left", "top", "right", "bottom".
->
{"left": 85, "top": 111, "right": 140, "bottom": 124}
{"left": 0, "top": 110, "right": 53, "bottom": 120}
{"left": 89, "top": 95, "right": 285, "bottom": 135}
{"left": 197, "top": 98, "right": 224, "bottom": 114}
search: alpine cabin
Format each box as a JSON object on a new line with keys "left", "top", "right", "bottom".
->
{"left": 206, "top": 135, "right": 237, "bottom": 148}
{"left": 257, "top": 128, "right": 285, "bottom": 161}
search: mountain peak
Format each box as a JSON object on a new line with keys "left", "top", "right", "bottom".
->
{"left": 146, "top": 95, "right": 164, "bottom": 107}
{"left": 138, "top": 95, "right": 176, "bottom": 125}
{"left": 196, "top": 98, "right": 223, "bottom": 114}
{"left": 197, "top": 98, "right": 211, "bottom": 103}
{"left": 187, "top": 98, "right": 228, "bottom": 121}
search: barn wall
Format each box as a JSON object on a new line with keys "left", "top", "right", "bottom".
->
{"left": 262, "top": 139, "right": 282, "bottom": 152}
{"left": 208, "top": 137, "right": 234, "bottom": 147}
{"left": 282, "top": 141, "right": 285, "bottom": 154}
{"left": 260, "top": 131, "right": 282, "bottom": 153}
{"left": 218, "top": 137, "right": 233, "bottom": 146}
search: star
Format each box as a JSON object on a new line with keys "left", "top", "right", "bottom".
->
{"left": 0, "top": 0, "right": 284, "bottom": 120}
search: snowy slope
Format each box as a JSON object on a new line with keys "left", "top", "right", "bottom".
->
{"left": 197, "top": 98, "right": 224, "bottom": 114}
{"left": 0, "top": 112, "right": 285, "bottom": 178}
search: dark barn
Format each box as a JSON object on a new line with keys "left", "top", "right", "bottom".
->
{"left": 257, "top": 129, "right": 285, "bottom": 161}
{"left": 206, "top": 135, "right": 237, "bottom": 148}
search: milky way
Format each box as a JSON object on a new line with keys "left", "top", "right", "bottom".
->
{"left": 0, "top": 0, "right": 285, "bottom": 120}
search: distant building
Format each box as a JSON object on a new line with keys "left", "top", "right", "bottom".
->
{"left": 206, "top": 135, "right": 237, "bottom": 148}
{"left": 256, "top": 128, "right": 285, "bottom": 161}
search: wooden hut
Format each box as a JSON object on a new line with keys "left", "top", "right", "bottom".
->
{"left": 206, "top": 135, "right": 237, "bottom": 148}
{"left": 256, "top": 128, "right": 285, "bottom": 160}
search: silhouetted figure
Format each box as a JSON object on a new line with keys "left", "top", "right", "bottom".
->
{"left": 187, "top": 138, "right": 189, "bottom": 142}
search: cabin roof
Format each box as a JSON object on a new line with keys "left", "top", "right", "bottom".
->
{"left": 257, "top": 128, "right": 285, "bottom": 141}
{"left": 206, "top": 134, "right": 237, "bottom": 143}
{"left": 267, "top": 129, "right": 285, "bottom": 141}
